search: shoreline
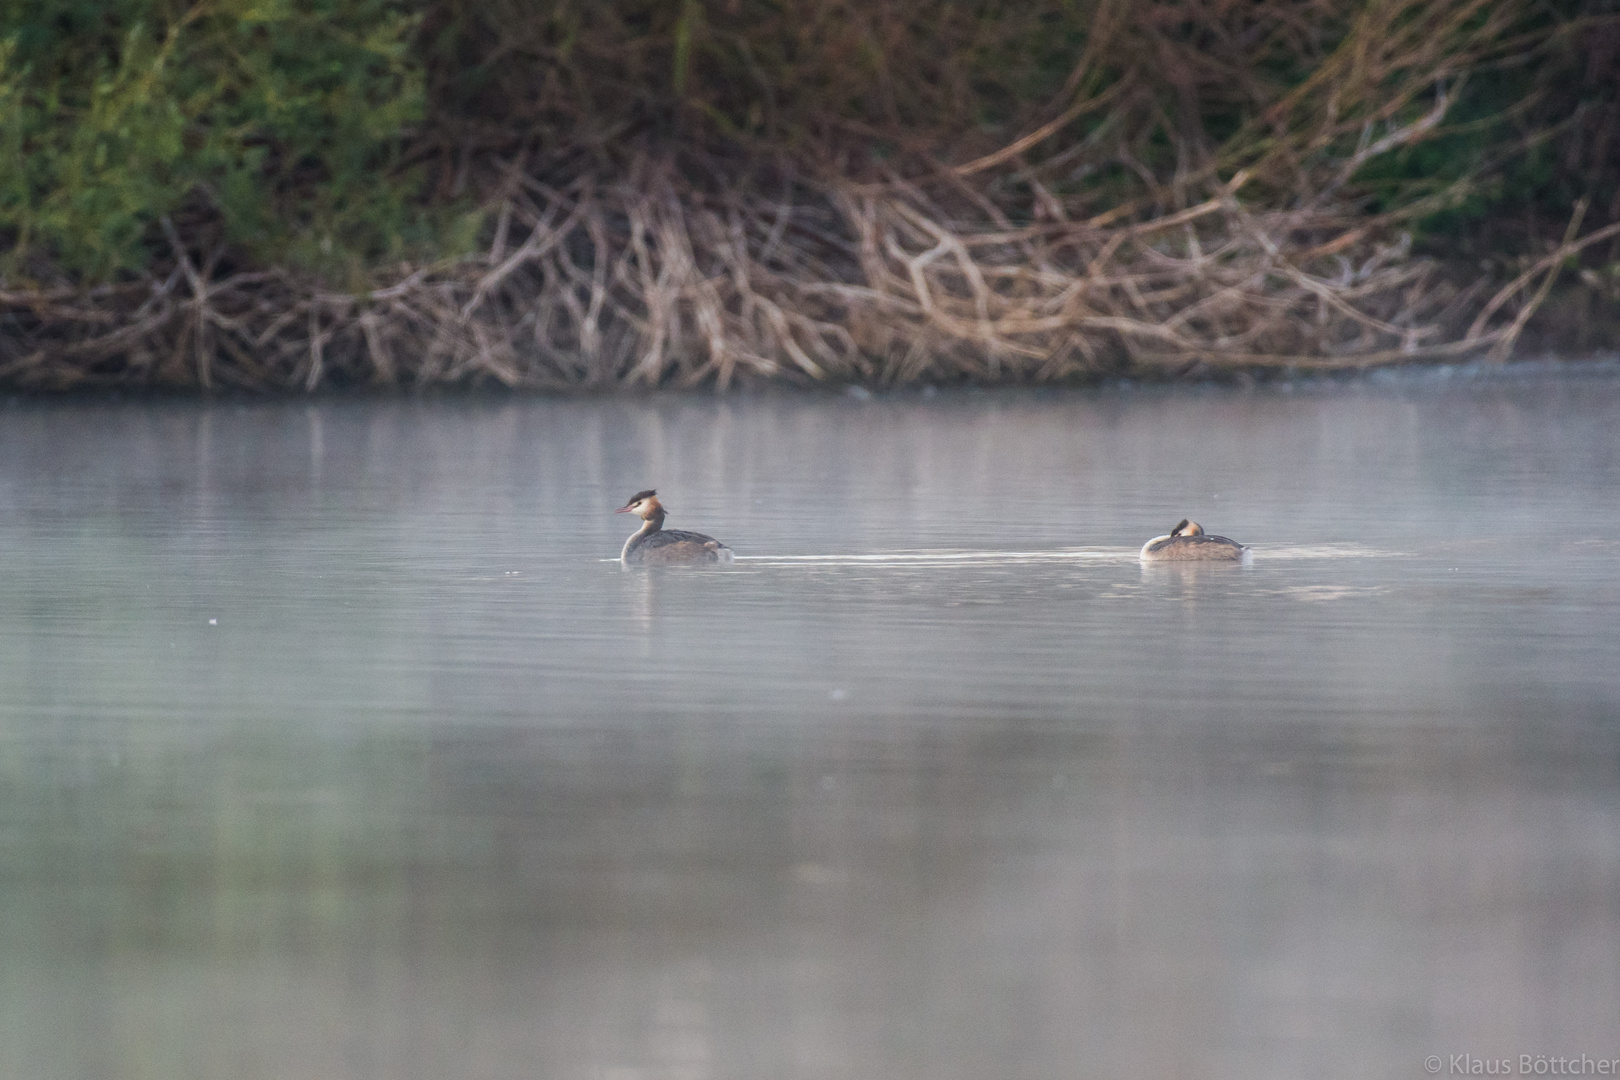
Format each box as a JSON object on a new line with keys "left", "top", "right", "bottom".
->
{"left": 4, "top": 350, "right": 1616, "bottom": 404}
{"left": 3, "top": 186, "right": 1614, "bottom": 395}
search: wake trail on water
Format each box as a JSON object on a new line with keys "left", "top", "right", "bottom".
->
{"left": 604, "top": 543, "right": 1402, "bottom": 566}
{"left": 740, "top": 549, "right": 1133, "bottom": 568}
{"left": 738, "top": 544, "right": 1402, "bottom": 567}
{"left": 1245, "top": 543, "right": 1405, "bottom": 560}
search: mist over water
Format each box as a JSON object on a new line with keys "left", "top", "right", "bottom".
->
{"left": 1, "top": 367, "right": 1617, "bottom": 1079}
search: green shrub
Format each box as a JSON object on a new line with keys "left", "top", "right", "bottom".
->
{"left": 0, "top": 0, "right": 456, "bottom": 283}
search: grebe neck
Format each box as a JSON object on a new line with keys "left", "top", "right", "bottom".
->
{"left": 620, "top": 506, "right": 666, "bottom": 561}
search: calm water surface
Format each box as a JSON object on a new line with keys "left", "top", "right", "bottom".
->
{"left": 1, "top": 367, "right": 1617, "bottom": 1080}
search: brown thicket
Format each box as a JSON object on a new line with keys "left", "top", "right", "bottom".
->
{"left": 1, "top": 0, "right": 1615, "bottom": 390}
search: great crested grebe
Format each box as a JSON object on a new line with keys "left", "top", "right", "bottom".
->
{"left": 616, "top": 490, "right": 734, "bottom": 564}
{"left": 1139, "top": 519, "right": 1247, "bottom": 562}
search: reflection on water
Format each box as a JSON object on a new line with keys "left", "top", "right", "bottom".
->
{"left": 1, "top": 366, "right": 1618, "bottom": 1079}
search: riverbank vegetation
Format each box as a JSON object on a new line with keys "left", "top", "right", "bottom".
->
{"left": 1, "top": 0, "right": 1618, "bottom": 389}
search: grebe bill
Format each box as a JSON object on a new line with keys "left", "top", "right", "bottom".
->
{"left": 1139, "top": 518, "right": 1248, "bottom": 562}
{"left": 616, "top": 490, "right": 734, "bottom": 564}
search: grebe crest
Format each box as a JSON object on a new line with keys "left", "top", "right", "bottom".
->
{"left": 1140, "top": 517, "right": 1246, "bottom": 561}
{"left": 616, "top": 490, "right": 734, "bottom": 565}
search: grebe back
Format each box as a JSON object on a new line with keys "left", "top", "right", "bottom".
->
{"left": 1139, "top": 518, "right": 1247, "bottom": 562}
{"left": 616, "top": 490, "right": 734, "bottom": 564}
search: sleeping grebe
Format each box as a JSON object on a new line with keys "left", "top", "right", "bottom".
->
{"left": 1139, "top": 519, "right": 1247, "bottom": 562}
{"left": 616, "top": 490, "right": 734, "bottom": 564}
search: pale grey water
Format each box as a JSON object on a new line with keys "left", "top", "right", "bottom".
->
{"left": 0, "top": 367, "right": 1617, "bottom": 1080}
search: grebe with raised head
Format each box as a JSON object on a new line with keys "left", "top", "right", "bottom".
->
{"left": 616, "top": 490, "right": 734, "bottom": 564}
{"left": 1139, "top": 519, "right": 1247, "bottom": 562}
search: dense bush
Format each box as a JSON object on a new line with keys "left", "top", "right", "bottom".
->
{"left": 0, "top": 0, "right": 1616, "bottom": 387}
{"left": 417, "top": 0, "right": 1619, "bottom": 242}
{"left": 1352, "top": 0, "right": 1620, "bottom": 259}
{"left": 0, "top": 0, "right": 453, "bottom": 283}
{"left": 5, "top": 0, "right": 1616, "bottom": 282}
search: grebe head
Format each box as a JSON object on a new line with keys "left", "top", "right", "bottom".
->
{"left": 616, "top": 490, "right": 663, "bottom": 520}
{"left": 1170, "top": 519, "right": 1204, "bottom": 538}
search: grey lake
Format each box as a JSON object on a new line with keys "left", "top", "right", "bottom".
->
{"left": 1, "top": 365, "right": 1617, "bottom": 1079}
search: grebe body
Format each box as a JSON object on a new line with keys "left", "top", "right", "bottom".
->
{"left": 617, "top": 490, "right": 734, "bottom": 565}
{"left": 1139, "top": 519, "right": 1247, "bottom": 562}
